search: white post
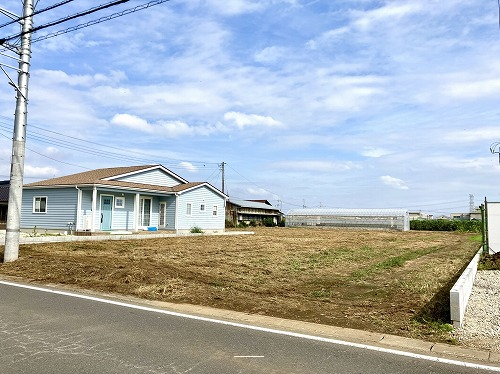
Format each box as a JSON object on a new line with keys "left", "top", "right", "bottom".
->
{"left": 133, "top": 193, "right": 140, "bottom": 231}
{"left": 91, "top": 186, "right": 97, "bottom": 232}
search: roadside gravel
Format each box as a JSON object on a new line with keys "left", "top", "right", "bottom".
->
{"left": 453, "top": 270, "right": 500, "bottom": 352}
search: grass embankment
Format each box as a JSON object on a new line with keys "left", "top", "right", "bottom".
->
{"left": 0, "top": 227, "right": 480, "bottom": 343}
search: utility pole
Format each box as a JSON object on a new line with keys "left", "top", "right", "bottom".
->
{"left": 221, "top": 162, "right": 225, "bottom": 195}
{"left": 3, "top": 0, "right": 34, "bottom": 263}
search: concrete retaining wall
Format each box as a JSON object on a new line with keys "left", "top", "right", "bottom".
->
{"left": 450, "top": 248, "right": 482, "bottom": 328}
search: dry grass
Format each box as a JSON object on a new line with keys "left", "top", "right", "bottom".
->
{"left": 0, "top": 227, "right": 480, "bottom": 343}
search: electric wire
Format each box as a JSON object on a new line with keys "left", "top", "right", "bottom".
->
{"left": 0, "top": 118, "right": 218, "bottom": 167}
{"left": 0, "top": 0, "right": 131, "bottom": 44}
{"left": 0, "top": 0, "right": 76, "bottom": 30}
{"left": 31, "top": 0, "right": 170, "bottom": 44}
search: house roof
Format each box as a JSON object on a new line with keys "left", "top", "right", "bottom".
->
{"left": 23, "top": 165, "right": 225, "bottom": 197}
{"left": 24, "top": 165, "right": 160, "bottom": 187}
{"left": 228, "top": 199, "right": 280, "bottom": 212}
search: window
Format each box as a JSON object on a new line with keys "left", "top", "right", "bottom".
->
{"left": 115, "top": 196, "right": 125, "bottom": 208}
{"left": 186, "top": 203, "right": 192, "bottom": 215}
{"left": 212, "top": 205, "right": 218, "bottom": 216}
{"left": 200, "top": 204, "right": 205, "bottom": 212}
{"left": 33, "top": 196, "right": 47, "bottom": 213}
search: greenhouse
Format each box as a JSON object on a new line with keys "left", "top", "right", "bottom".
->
{"left": 285, "top": 208, "right": 410, "bottom": 231}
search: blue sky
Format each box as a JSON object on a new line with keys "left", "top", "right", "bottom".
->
{"left": 1, "top": 0, "right": 500, "bottom": 215}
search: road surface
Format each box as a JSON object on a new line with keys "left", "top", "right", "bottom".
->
{"left": 0, "top": 280, "right": 497, "bottom": 373}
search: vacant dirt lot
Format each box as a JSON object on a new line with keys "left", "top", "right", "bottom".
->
{"left": 0, "top": 227, "right": 480, "bottom": 343}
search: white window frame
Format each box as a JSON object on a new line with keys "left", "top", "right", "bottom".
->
{"left": 33, "top": 196, "right": 47, "bottom": 213}
{"left": 200, "top": 204, "right": 205, "bottom": 212}
{"left": 212, "top": 205, "right": 218, "bottom": 216}
{"left": 115, "top": 196, "right": 125, "bottom": 208}
{"left": 186, "top": 203, "right": 192, "bottom": 216}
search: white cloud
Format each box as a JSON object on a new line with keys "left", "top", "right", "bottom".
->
{"left": 444, "top": 79, "right": 500, "bottom": 100}
{"left": 444, "top": 127, "right": 500, "bottom": 143}
{"left": 224, "top": 112, "right": 282, "bottom": 129}
{"left": 111, "top": 114, "right": 154, "bottom": 133}
{"left": 24, "top": 165, "right": 58, "bottom": 178}
{"left": 254, "top": 46, "right": 287, "bottom": 64}
{"left": 273, "top": 160, "right": 361, "bottom": 172}
{"left": 360, "top": 147, "right": 392, "bottom": 158}
{"left": 110, "top": 114, "right": 229, "bottom": 138}
{"left": 201, "top": 0, "right": 264, "bottom": 15}
{"left": 179, "top": 162, "right": 197, "bottom": 172}
{"left": 353, "top": 3, "right": 424, "bottom": 30}
{"left": 380, "top": 176, "right": 409, "bottom": 190}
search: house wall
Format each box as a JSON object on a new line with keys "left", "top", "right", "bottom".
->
{"left": 176, "top": 186, "right": 225, "bottom": 232}
{"left": 79, "top": 190, "right": 173, "bottom": 232}
{"left": 114, "top": 169, "right": 182, "bottom": 187}
{"left": 487, "top": 202, "right": 500, "bottom": 254}
{"left": 159, "top": 195, "right": 176, "bottom": 230}
{"left": 21, "top": 187, "right": 78, "bottom": 231}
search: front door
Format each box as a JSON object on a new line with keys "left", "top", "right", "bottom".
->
{"left": 159, "top": 202, "right": 166, "bottom": 228}
{"left": 100, "top": 196, "right": 113, "bottom": 231}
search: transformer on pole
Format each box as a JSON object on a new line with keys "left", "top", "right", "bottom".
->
{"left": 2, "top": 0, "right": 34, "bottom": 263}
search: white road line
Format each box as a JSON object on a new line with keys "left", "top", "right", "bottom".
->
{"left": 0, "top": 279, "right": 498, "bottom": 372}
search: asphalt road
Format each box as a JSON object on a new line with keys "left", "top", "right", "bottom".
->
{"left": 0, "top": 280, "right": 497, "bottom": 374}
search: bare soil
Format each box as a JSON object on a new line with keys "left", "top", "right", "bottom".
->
{"left": 0, "top": 227, "right": 480, "bottom": 343}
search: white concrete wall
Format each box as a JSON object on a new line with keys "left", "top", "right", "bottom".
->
{"left": 450, "top": 249, "right": 482, "bottom": 328}
{"left": 487, "top": 201, "right": 500, "bottom": 254}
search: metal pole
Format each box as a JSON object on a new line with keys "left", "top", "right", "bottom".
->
{"left": 3, "top": 0, "right": 34, "bottom": 263}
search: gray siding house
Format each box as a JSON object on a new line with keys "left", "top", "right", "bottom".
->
{"left": 21, "top": 165, "right": 227, "bottom": 234}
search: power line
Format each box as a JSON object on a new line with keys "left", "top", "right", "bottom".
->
{"left": 0, "top": 0, "right": 76, "bottom": 30}
{"left": 0, "top": 117, "right": 218, "bottom": 167}
{"left": 31, "top": 0, "right": 170, "bottom": 44}
{"left": 0, "top": 0, "right": 130, "bottom": 45}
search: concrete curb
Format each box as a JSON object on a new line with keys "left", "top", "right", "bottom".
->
{"left": 450, "top": 248, "right": 482, "bottom": 328}
{"left": 0, "top": 230, "right": 254, "bottom": 245}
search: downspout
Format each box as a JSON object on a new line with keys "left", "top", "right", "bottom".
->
{"left": 75, "top": 186, "right": 82, "bottom": 231}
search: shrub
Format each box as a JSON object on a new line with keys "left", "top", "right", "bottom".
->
{"left": 262, "top": 218, "right": 276, "bottom": 227}
{"left": 237, "top": 221, "right": 248, "bottom": 228}
{"left": 190, "top": 226, "right": 204, "bottom": 234}
{"left": 225, "top": 219, "right": 235, "bottom": 228}
{"left": 249, "top": 220, "right": 257, "bottom": 227}
{"left": 410, "top": 219, "right": 482, "bottom": 233}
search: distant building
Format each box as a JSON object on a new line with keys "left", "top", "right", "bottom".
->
{"left": 409, "top": 211, "right": 433, "bottom": 220}
{"left": 285, "top": 208, "right": 410, "bottom": 231}
{"left": 226, "top": 199, "right": 282, "bottom": 226}
{"left": 450, "top": 209, "right": 482, "bottom": 221}
{"left": 0, "top": 180, "right": 9, "bottom": 224}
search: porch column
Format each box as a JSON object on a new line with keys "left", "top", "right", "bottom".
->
{"left": 91, "top": 186, "right": 97, "bottom": 232}
{"left": 174, "top": 193, "right": 179, "bottom": 234}
{"left": 133, "top": 193, "right": 140, "bottom": 231}
{"left": 75, "top": 186, "right": 82, "bottom": 231}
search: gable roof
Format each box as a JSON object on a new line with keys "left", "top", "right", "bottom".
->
{"left": 228, "top": 199, "right": 280, "bottom": 212}
{"left": 23, "top": 165, "right": 226, "bottom": 198}
{"left": 23, "top": 165, "right": 182, "bottom": 187}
